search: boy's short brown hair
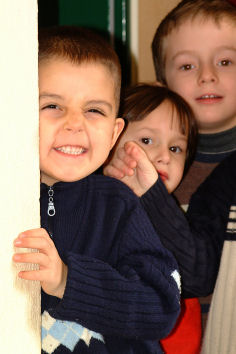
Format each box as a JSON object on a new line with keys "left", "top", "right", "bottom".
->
{"left": 38, "top": 26, "right": 121, "bottom": 110}
{"left": 119, "top": 84, "right": 198, "bottom": 171}
{"left": 152, "top": 0, "right": 236, "bottom": 85}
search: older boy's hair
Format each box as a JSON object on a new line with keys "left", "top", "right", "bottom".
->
{"left": 38, "top": 26, "right": 121, "bottom": 110}
{"left": 152, "top": 0, "right": 236, "bottom": 84}
{"left": 119, "top": 84, "right": 198, "bottom": 171}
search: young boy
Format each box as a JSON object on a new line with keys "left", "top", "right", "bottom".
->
{"left": 12, "top": 26, "right": 181, "bottom": 354}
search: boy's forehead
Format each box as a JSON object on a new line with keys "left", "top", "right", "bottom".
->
{"left": 39, "top": 59, "right": 117, "bottom": 106}
{"left": 163, "top": 16, "right": 236, "bottom": 57}
{"left": 39, "top": 57, "right": 119, "bottom": 112}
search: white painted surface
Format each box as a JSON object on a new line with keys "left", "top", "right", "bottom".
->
{"left": 130, "top": 0, "right": 139, "bottom": 83}
{"left": 0, "top": 0, "right": 41, "bottom": 352}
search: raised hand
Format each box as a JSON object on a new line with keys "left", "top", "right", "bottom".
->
{"left": 13, "top": 228, "right": 68, "bottom": 299}
{"left": 104, "top": 141, "right": 158, "bottom": 196}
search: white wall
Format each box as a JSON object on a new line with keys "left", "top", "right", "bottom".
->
{"left": 0, "top": 0, "right": 41, "bottom": 352}
{"left": 130, "top": 0, "right": 180, "bottom": 83}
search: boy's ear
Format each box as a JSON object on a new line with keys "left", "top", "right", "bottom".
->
{"left": 110, "top": 118, "right": 125, "bottom": 149}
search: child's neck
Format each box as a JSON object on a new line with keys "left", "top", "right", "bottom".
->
{"left": 40, "top": 173, "right": 59, "bottom": 186}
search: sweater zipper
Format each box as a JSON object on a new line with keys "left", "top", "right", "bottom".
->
{"left": 47, "top": 186, "right": 55, "bottom": 238}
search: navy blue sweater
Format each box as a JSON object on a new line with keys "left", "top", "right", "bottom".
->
{"left": 40, "top": 175, "right": 180, "bottom": 354}
{"left": 141, "top": 151, "right": 236, "bottom": 298}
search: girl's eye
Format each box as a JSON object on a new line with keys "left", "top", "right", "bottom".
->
{"left": 180, "top": 64, "right": 195, "bottom": 71}
{"left": 170, "top": 146, "right": 182, "bottom": 153}
{"left": 218, "top": 59, "right": 232, "bottom": 67}
{"left": 141, "top": 137, "right": 152, "bottom": 145}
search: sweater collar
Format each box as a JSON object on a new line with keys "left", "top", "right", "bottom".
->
{"left": 197, "top": 125, "right": 236, "bottom": 154}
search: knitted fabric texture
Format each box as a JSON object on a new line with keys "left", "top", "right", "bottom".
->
{"left": 40, "top": 174, "right": 181, "bottom": 353}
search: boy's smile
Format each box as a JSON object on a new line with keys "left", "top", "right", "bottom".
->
{"left": 164, "top": 18, "right": 236, "bottom": 133}
{"left": 39, "top": 58, "right": 124, "bottom": 186}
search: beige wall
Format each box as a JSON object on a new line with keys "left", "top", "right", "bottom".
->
{"left": 130, "top": 0, "right": 179, "bottom": 83}
{"left": 0, "top": 0, "right": 41, "bottom": 352}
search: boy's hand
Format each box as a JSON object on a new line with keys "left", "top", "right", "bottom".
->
{"left": 104, "top": 141, "right": 158, "bottom": 196}
{"left": 13, "top": 228, "right": 68, "bottom": 299}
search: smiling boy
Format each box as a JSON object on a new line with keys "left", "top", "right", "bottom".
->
{"left": 13, "top": 26, "right": 180, "bottom": 354}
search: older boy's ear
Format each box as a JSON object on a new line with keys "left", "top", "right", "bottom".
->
{"left": 110, "top": 118, "right": 125, "bottom": 149}
{"left": 154, "top": 80, "right": 164, "bottom": 87}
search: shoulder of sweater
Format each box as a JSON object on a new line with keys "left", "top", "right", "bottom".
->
{"left": 204, "top": 150, "right": 236, "bottom": 181}
{"left": 84, "top": 174, "right": 140, "bottom": 202}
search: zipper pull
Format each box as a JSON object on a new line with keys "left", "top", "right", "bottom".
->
{"left": 48, "top": 186, "right": 56, "bottom": 216}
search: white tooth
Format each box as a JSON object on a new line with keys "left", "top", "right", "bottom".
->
{"left": 202, "top": 94, "right": 217, "bottom": 99}
{"left": 56, "top": 146, "right": 84, "bottom": 155}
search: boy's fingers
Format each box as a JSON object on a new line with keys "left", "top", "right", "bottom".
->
{"left": 18, "top": 228, "right": 50, "bottom": 239}
{"left": 14, "top": 235, "right": 53, "bottom": 253}
{"left": 13, "top": 251, "right": 47, "bottom": 266}
{"left": 17, "top": 269, "right": 44, "bottom": 281}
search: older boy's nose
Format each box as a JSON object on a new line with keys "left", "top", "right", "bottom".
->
{"left": 64, "top": 111, "right": 84, "bottom": 132}
{"left": 198, "top": 64, "right": 217, "bottom": 85}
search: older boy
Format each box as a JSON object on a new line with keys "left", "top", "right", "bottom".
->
{"left": 13, "top": 26, "right": 180, "bottom": 354}
{"left": 151, "top": 0, "right": 236, "bottom": 348}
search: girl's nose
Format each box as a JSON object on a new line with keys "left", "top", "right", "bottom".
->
{"left": 152, "top": 146, "right": 170, "bottom": 165}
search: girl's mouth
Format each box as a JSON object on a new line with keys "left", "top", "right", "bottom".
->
{"left": 158, "top": 170, "right": 168, "bottom": 182}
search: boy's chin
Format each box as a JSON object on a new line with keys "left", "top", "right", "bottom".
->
{"left": 40, "top": 170, "right": 94, "bottom": 186}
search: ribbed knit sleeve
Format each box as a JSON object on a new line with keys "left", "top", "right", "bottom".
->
{"left": 141, "top": 178, "right": 224, "bottom": 298}
{"left": 49, "top": 198, "right": 180, "bottom": 341}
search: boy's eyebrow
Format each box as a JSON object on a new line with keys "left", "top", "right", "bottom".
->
{"left": 172, "top": 46, "right": 236, "bottom": 61}
{"left": 86, "top": 100, "right": 113, "bottom": 112}
{"left": 39, "top": 93, "right": 63, "bottom": 100}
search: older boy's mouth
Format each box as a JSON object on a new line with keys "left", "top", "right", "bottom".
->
{"left": 196, "top": 94, "right": 223, "bottom": 103}
{"left": 55, "top": 145, "right": 86, "bottom": 155}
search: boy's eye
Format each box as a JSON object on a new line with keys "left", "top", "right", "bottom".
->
{"left": 218, "top": 59, "right": 232, "bottom": 67}
{"left": 141, "top": 137, "right": 153, "bottom": 145}
{"left": 42, "top": 104, "right": 59, "bottom": 110}
{"left": 88, "top": 108, "right": 105, "bottom": 116}
{"left": 170, "top": 146, "right": 182, "bottom": 153}
{"left": 180, "top": 64, "right": 195, "bottom": 71}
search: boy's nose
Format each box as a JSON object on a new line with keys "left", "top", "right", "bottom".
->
{"left": 63, "top": 112, "right": 84, "bottom": 133}
{"left": 198, "top": 64, "right": 217, "bottom": 85}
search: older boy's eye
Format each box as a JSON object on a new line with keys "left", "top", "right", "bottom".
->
{"left": 141, "top": 137, "right": 152, "bottom": 145}
{"left": 218, "top": 59, "right": 232, "bottom": 66}
{"left": 170, "top": 146, "right": 182, "bottom": 153}
{"left": 180, "top": 64, "right": 195, "bottom": 71}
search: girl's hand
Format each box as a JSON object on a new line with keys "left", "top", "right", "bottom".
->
{"left": 104, "top": 141, "right": 158, "bottom": 196}
{"left": 13, "top": 228, "right": 68, "bottom": 299}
